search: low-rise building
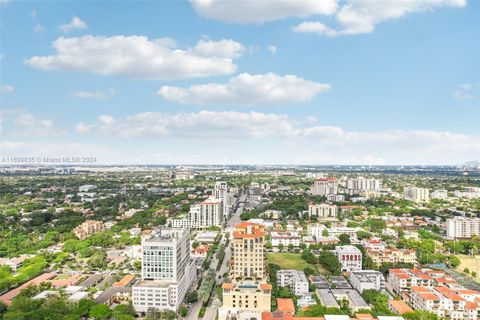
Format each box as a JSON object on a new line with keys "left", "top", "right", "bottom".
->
{"left": 270, "top": 231, "right": 301, "bottom": 247}
{"left": 277, "top": 270, "right": 309, "bottom": 296}
{"left": 335, "top": 245, "right": 362, "bottom": 272}
{"left": 350, "top": 270, "right": 386, "bottom": 293}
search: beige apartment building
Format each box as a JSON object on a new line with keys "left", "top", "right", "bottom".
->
{"left": 73, "top": 220, "right": 105, "bottom": 240}
{"left": 220, "top": 222, "right": 271, "bottom": 320}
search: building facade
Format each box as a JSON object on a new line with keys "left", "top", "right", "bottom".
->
{"left": 404, "top": 187, "right": 430, "bottom": 203}
{"left": 446, "top": 216, "right": 480, "bottom": 239}
{"left": 310, "top": 178, "right": 338, "bottom": 196}
{"left": 350, "top": 270, "right": 386, "bottom": 293}
{"left": 189, "top": 196, "right": 223, "bottom": 228}
{"left": 308, "top": 203, "right": 338, "bottom": 220}
{"left": 132, "top": 227, "right": 196, "bottom": 313}
{"left": 335, "top": 245, "right": 362, "bottom": 272}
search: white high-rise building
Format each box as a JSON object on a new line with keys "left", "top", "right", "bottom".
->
{"left": 308, "top": 203, "right": 338, "bottom": 220}
{"left": 346, "top": 177, "right": 381, "bottom": 194}
{"left": 431, "top": 189, "right": 448, "bottom": 199}
{"left": 189, "top": 196, "right": 223, "bottom": 228}
{"left": 403, "top": 187, "right": 430, "bottom": 203}
{"left": 214, "top": 181, "right": 230, "bottom": 217}
{"left": 310, "top": 178, "right": 338, "bottom": 196}
{"left": 133, "top": 227, "right": 196, "bottom": 313}
{"left": 446, "top": 217, "right": 480, "bottom": 239}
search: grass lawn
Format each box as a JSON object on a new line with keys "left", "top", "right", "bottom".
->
{"left": 457, "top": 254, "right": 480, "bottom": 280}
{"left": 267, "top": 253, "right": 318, "bottom": 272}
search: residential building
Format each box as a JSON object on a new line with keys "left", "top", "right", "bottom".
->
{"left": 310, "top": 178, "right": 338, "bottom": 196}
{"left": 366, "top": 248, "right": 417, "bottom": 266}
{"left": 189, "top": 196, "right": 223, "bottom": 228}
{"left": 350, "top": 270, "right": 386, "bottom": 293}
{"left": 270, "top": 231, "right": 301, "bottom": 247}
{"left": 308, "top": 203, "right": 338, "bottom": 220}
{"left": 327, "top": 194, "right": 345, "bottom": 202}
{"left": 410, "top": 286, "right": 480, "bottom": 319}
{"left": 431, "top": 190, "right": 448, "bottom": 199}
{"left": 214, "top": 181, "right": 230, "bottom": 217}
{"left": 403, "top": 187, "right": 430, "bottom": 203}
{"left": 335, "top": 245, "right": 362, "bottom": 272}
{"left": 132, "top": 227, "right": 196, "bottom": 313}
{"left": 346, "top": 177, "right": 381, "bottom": 194}
{"left": 220, "top": 222, "right": 271, "bottom": 320}
{"left": 277, "top": 270, "right": 309, "bottom": 296}
{"left": 446, "top": 216, "right": 480, "bottom": 239}
{"left": 307, "top": 223, "right": 327, "bottom": 240}
{"left": 73, "top": 220, "right": 105, "bottom": 240}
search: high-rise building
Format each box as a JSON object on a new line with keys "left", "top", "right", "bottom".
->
{"left": 132, "top": 227, "right": 196, "bottom": 313}
{"left": 446, "top": 216, "right": 480, "bottom": 239}
{"left": 346, "top": 177, "right": 381, "bottom": 194}
{"left": 189, "top": 196, "right": 223, "bottom": 228}
{"left": 308, "top": 203, "right": 338, "bottom": 220}
{"left": 310, "top": 178, "right": 338, "bottom": 196}
{"left": 214, "top": 181, "right": 230, "bottom": 217}
{"left": 403, "top": 187, "right": 430, "bottom": 203}
{"left": 220, "top": 222, "right": 271, "bottom": 320}
{"left": 73, "top": 220, "right": 105, "bottom": 240}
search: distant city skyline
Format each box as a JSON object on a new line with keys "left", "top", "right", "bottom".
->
{"left": 1, "top": 0, "right": 479, "bottom": 165}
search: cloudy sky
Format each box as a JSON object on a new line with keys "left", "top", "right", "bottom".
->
{"left": 1, "top": 0, "right": 479, "bottom": 165}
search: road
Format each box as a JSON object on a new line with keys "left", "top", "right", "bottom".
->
{"left": 203, "top": 192, "right": 246, "bottom": 320}
{"left": 186, "top": 192, "right": 245, "bottom": 320}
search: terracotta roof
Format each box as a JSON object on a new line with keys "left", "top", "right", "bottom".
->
{"left": 388, "top": 300, "right": 414, "bottom": 315}
{"left": 277, "top": 298, "right": 295, "bottom": 314}
{"left": 260, "top": 283, "right": 272, "bottom": 290}
{"left": 419, "top": 293, "right": 439, "bottom": 301}
{"left": 112, "top": 274, "right": 135, "bottom": 287}
{"left": 222, "top": 283, "right": 234, "bottom": 289}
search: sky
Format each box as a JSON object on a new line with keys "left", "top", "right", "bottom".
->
{"left": 0, "top": 0, "right": 479, "bottom": 165}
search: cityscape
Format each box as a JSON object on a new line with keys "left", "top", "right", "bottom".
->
{"left": 1, "top": 1, "right": 479, "bottom": 320}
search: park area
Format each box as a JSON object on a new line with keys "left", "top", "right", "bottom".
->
{"left": 266, "top": 253, "right": 326, "bottom": 274}
{"left": 456, "top": 254, "right": 480, "bottom": 280}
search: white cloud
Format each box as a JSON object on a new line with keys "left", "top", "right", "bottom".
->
{"left": 194, "top": 39, "right": 245, "bottom": 58}
{"left": 31, "top": 10, "right": 37, "bottom": 19}
{"left": 268, "top": 45, "right": 277, "bottom": 55}
{"left": 59, "top": 16, "right": 87, "bottom": 33}
{"left": 157, "top": 73, "right": 330, "bottom": 106}
{"left": 452, "top": 83, "right": 479, "bottom": 101}
{"left": 190, "top": 0, "right": 338, "bottom": 23}
{"left": 294, "top": 0, "right": 467, "bottom": 37}
{"left": 1, "top": 109, "right": 61, "bottom": 136}
{"left": 33, "top": 24, "right": 44, "bottom": 33}
{"left": 72, "top": 110, "right": 480, "bottom": 165}
{"left": 26, "top": 36, "right": 243, "bottom": 80}
{"left": 1, "top": 84, "right": 14, "bottom": 94}
{"left": 71, "top": 89, "right": 114, "bottom": 100}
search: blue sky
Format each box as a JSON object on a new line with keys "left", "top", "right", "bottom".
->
{"left": 1, "top": 0, "right": 479, "bottom": 165}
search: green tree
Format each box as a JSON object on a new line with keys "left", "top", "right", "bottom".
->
{"left": 89, "top": 304, "right": 112, "bottom": 320}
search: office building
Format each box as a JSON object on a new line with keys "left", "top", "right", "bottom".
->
{"left": 132, "top": 227, "right": 196, "bottom": 313}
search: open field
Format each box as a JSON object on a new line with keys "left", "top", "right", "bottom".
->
{"left": 456, "top": 254, "right": 480, "bottom": 280}
{"left": 267, "top": 253, "right": 318, "bottom": 272}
